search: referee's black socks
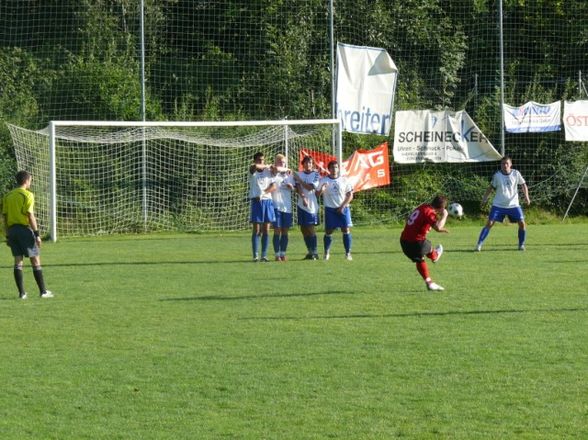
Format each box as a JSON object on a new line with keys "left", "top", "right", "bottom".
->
{"left": 32, "top": 266, "right": 47, "bottom": 294}
{"left": 14, "top": 265, "right": 25, "bottom": 296}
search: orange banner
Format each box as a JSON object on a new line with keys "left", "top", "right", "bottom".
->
{"left": 343, "top": 143, "right": 391, "bottom": 191}
{"left": 299, "top": 142, "right": 390, "bottom": 192}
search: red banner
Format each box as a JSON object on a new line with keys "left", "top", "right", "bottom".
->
{"left": 299, "top": 142, "right": 391, "bottom": 192}
{"left": 299, "top": 149, "right": 335, "bottom": 176}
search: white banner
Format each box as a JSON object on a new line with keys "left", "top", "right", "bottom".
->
{"left": 336, "top": 43, "right": 397, "bottom": 135}
{"left": 503, "top": 101, "right": 561, "bottom": 133}
{"left": 563, "top": 100, "right": 588, "bottom": 141}
{"left": 393, "top": 110, "right": 501, "bottom": 163}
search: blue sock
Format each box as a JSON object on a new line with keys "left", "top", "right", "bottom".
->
{"left": 261, "top": 233, "right": 269, "bottom": 257}
{"left": 303, "top": 235, "right": 312, "bottom": 253}
{"left": 477, "top": 226, "right": 490, "bottom": 245}
{"left": 343, "top": 233, "right": 352, "bottom": 253}
{"left": 280, "top": 234, "right": 289, "bottom": 253}
{"left": 323, "top": 234, "right": 333, "bottom": 253}
{"left": 251, "top": 233, "right": 259, "bottom": 258}
{"left": 518, "top": 229, "right": 526, "bottom": 247}
{"left": 310, "top": 234, "right": 318, "bottom": 254}
{"left": 273, "top": 234, "right": 280, "bottom": 254}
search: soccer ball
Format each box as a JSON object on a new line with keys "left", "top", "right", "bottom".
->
{"left": 448, "top": 202, "right": 464, "bottom": 218}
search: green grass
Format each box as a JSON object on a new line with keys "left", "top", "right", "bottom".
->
{"left": 1, "top": 223, "right": 587, "bottom": 439}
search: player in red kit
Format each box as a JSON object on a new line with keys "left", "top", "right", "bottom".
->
{"left": 400, "top": 195, "right": 449, "bottom": 291}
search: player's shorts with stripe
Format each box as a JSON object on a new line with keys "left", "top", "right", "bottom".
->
{"left": 250, "top": 199, "right": 276, "bottom": 223}
{"left": 297, "top": 206, "right": 319, "bottom": 226}
{"left": 400, "top": 239, "right": 432, "bottom": 263}
{"left": 324, "top": 206, "right": 352, "bottom": 230}
{"left": 7, "top": 224, "right": 39, "bottom": 258}
{"left": 272, "top": 210, "right": 293, "bottom": 229}
{"left": 489, "top": 206, "right": 524, "bottom": 223}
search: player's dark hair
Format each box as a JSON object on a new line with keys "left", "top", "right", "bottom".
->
{"left": 301, "top": 155, "right": 314, "bottom": 165}
{"left": 501, "top": 155, "right": 512, "bottom": 163}
{"left": 253, "top": 152, "right": 264, "bottom": 161}
{"left": 327, "top": 160, "right": 338, "bottom": 170}
{"left": 431, "top": 195, "right": 448, "bottom": 209}
{"left": 15, "top": 170, "right": 31, "bottom": 186}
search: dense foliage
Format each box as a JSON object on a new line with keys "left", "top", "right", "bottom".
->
{"left": 0, "top": 0, "right": 586, "bottom": 221}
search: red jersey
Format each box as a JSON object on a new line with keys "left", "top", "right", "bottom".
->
{"left": 400, "top": 204, "right": 438, "bottom": 242}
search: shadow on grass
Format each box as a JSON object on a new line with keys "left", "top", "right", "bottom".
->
{"left": 160, "top": 290, "right": 353, "bottom": 302}
{"left": 0, "top": 259, "right": 290, "bottom": 268}
{"left": 3, "top": 255, "right": 387, "bottom": 268}
{"left": 240, "top": 306, "right": 588, "bottom": 320}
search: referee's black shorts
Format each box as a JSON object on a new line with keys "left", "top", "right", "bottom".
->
{"left": 7, "top": 224, "right": 39, "bottom": 258}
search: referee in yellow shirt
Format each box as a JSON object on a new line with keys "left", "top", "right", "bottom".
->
{"left": 3, "top": 171, "right": 53, "bottom": 299}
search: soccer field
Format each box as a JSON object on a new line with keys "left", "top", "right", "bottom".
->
{"left": 1, "top": 223, "right": 587, "bottom": 439}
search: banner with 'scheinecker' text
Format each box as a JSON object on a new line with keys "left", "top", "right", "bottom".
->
{"left": 563, "top": 100, "right": 588, "bottom": 141}
{"left": 336, "top": 43, "right": 397, "bottom": 135}
{"left": 299, "top": 143, "right": 390, "bottom": 192}
{"left": 503, "top": 101, "right": 561, "bottom": 133}
{"left": 392, "top": 110, "right": 501, "bottom": 163}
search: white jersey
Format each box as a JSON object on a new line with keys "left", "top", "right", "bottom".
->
{"left": 296, "top": 170, "right": 320, "bottom": 214}
{"left": 319, "top": 175, "right": 353, "bottom": 209}
{"left": 491, "top": 169, "right": 526, "bottom": 208}
{"left": 272, "top": 172, "right": 295, "bottom": 213}
{"left": 249, "top": 168, "right": 275, "bottom": 200}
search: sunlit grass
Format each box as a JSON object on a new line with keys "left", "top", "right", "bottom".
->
{"left": 1, "top": 223, "right": 586, "bottom": 439}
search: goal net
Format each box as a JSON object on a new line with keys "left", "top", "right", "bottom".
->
{"left": 7, "top": 120, "right": 341, "bottom": 240}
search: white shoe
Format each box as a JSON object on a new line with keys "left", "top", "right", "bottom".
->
{"left": 519, "top": 245, "right": 525, "bottom": 251}
{"left": 323, "top": 253, "right": 330, "bottom": 261}
{"left": 427, "top": 282, "right": 445, "bottom": 291}
{"left": 40, "top": 290, "right": 54, "bottom": 298}
{"left": 432, "top": 244, "right": 443, "bottom": 263}
{"left": 19, "top": 292, "right": 28, "bottom": 300}
{"left": 475, "top": 244, "right": 482, "bottom": 252}
{"left": 345, "top": 253, "right": 353, "bottom": 261}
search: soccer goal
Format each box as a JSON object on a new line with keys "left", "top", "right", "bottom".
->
{"left": 7, "top": 119, "right": 342, "bottom": 241}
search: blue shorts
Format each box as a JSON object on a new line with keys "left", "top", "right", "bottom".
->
{"left": 297, "top": 206, "right": 319, "bottom": 226}
{"left": 250, "top": 199, "right": 276, "bottom": 223}
{"left": 324, "top": 206, "right": 352, "bottom": 230}
{"left": 273, "top": 210, "right": 293, "bottom": 229}
{"left": 489, "top": 206, "right": 524, "bottom": 223}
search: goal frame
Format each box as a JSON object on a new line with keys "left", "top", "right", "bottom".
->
{"left": 47, "top": 119, "right": 342, "bottom": 241}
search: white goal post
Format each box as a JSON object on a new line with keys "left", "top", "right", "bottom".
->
{"left": 9, "top": 119, "right": 342, "bottom": 241}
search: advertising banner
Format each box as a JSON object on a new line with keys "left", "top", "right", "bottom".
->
{"left": 392, "top": 110, "right": 501, "bottom": 163}
{"left": 336, "top": 43, "right": 397, "bottom": 135}
{"left": 563, "top": 100, "right": 588, "bottom": 141}
{"left": 503, "top": 101, "right": 561, "bottom": 133}
{"left": 299, "top": 143, "right": 390, "bottom": 192}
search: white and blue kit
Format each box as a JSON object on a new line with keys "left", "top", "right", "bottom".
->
{"left": 249, "top": 168, "right": 276, "bottom": 223}
{"left": 296, "top": 170, "right": 320, "bottom": 225}
{"left": 271, "top": 172, "right": 295, "bottom": 228}
{"left": 319, "top": 174, "right": 353, "bottom": 229}
{"left": 319, "top": 173, "right": 354, "bottom": 258}
{"left": 489, "top": 169, "right": 526, "bottom": 222}
{"left": 477, "top": 166, "right": 528, "bottom": 251}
